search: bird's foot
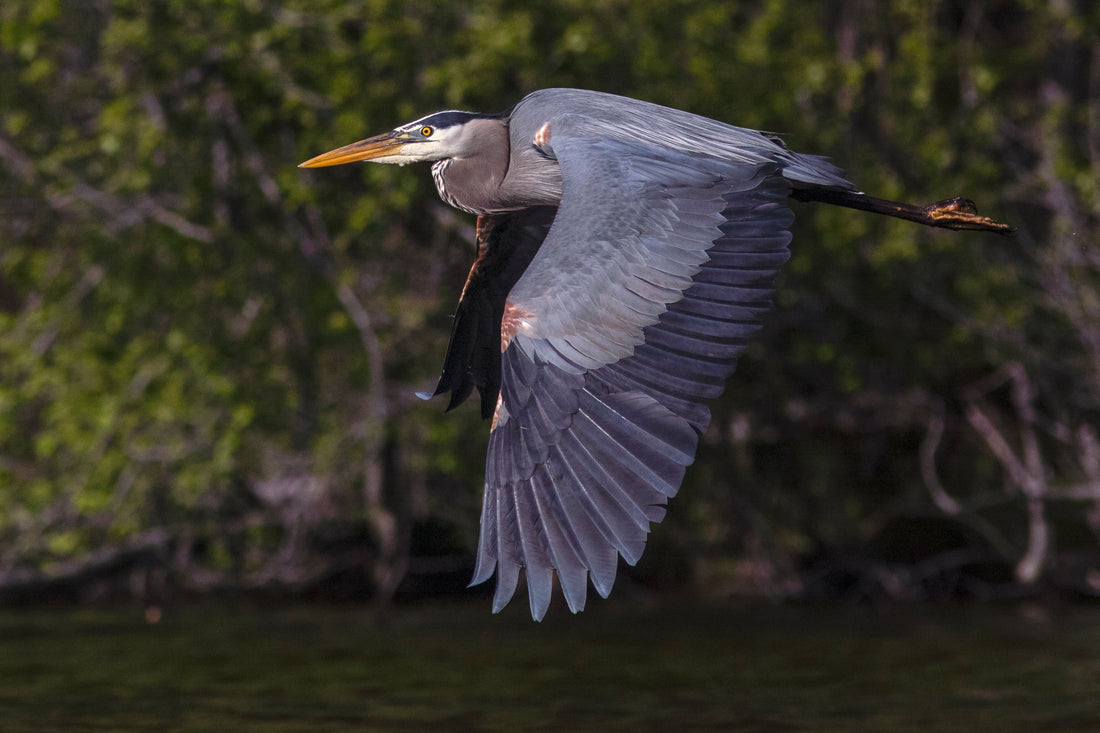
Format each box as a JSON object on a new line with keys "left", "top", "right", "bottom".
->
{"left": 923, "top": 197, "right": 1014, "bottom": 234}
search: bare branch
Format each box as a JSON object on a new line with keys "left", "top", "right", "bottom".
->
{"left": 0, "top": 133, "right": 214, "bottom": 243}
{"left": 920, "top": 411, "right": 964, "bottom": 515}
{"left": 965, "top": 404, "right": 1031, "bottom": 490}
{"left": 1017, "top": 494, "right": 1049, "bottom": 585}
{"left": 920, "top": 408, "right": 1017, "bottom": 561}
{"left": 1081, "top": 425, "right": 1100, "bottom": 483}
{"left": 1046, "top": 482, "right": 1100, "bottom": 501}
{"left": 964, "top": 365, "right": 1052, "bottom": 583}
{"left": 0, "top": 529, "right": 171, "bottom": 599}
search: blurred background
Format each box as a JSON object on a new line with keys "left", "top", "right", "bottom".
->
{"left": 1, "top": 0, "right": 1097, "bottom": 612}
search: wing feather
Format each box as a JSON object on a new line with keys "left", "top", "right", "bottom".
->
{"left": 528, "top": 468, "right": 588, "bottom": 612}
{"left": 560, "top": 433, "right": 652, "bottom": 557}
{"left": 547, "top": 449, "right": 620, "bottom": 597}
{"left": 512, "top": 481, "right": 553, "bottom": 620}
{"left": 490, "top": 486, "right": 520, "bottom": 613}
{"left": 469, "top": 483, "right": 498, "bottom": 586}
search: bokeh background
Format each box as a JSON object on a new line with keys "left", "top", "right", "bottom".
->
{"left": 1, "top": 0, "right": 1097, "bottom": 612}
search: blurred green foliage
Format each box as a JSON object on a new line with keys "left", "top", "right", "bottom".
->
{"left": 0, "top": 0, "right": 1096, "bottom": 600}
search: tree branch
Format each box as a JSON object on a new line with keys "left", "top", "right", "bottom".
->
{"left": 920, "top": 411, "right": 964, "bottom": 515}
{"left": 0, "top": 133, "right": 213, "bottom": 243}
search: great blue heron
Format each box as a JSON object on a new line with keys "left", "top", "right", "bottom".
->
{"left": 300, "top": 88, "right": 1010, "bottom": 620}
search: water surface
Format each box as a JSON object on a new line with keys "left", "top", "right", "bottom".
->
{"left": 1, "top": 597, "right": 1097, "bottom": 731}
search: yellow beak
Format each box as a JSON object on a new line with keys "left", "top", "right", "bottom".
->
{"left": 298, "top": 131, "right": 407, "bottom": 168}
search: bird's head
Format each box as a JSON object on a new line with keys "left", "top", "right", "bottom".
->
{"left": 299, "top": 111, "right": 499, "bottom": 169}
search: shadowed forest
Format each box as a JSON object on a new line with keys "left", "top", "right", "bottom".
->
{"left": 1, "top": 1, "right": 1098, "bottom": 613}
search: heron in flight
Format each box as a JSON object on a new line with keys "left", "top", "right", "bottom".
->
{"left": 301, "top": 88, "right": 1010, "bottom": 620}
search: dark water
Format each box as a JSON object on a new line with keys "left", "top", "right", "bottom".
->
{"left": 0, "top": 597, "right": 1098, "bottom": 732}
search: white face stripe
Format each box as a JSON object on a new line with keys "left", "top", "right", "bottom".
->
{"left": 397, "top": 110, "right": 478, "bottom": 134}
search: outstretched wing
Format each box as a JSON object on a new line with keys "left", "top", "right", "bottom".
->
{"left": 437, "top": 121, "right": 797, "bottom": 620}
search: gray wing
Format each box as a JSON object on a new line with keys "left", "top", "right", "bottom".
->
{"left": 510, "top": 89, "right": 853, "bottom": 190}
{"left": 472, "top": 122, "right": 795, "bottom": 620}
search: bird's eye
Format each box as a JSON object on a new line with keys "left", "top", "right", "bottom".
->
{"left": 420, "top": 126, "right": 433, "bottom": 137}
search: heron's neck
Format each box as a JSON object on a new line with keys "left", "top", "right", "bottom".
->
{"left": 431, "top": 150, "right": 511, "bottom": 215}
{"left": 429, "top": 118, "right": 561, "bottom": 215}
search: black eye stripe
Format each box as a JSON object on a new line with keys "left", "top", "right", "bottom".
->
{"left": 404, "top": 110, "right": 501, "bottom": 135}
{"left": 418, "top": 111, "right": 479, "bottom": 128}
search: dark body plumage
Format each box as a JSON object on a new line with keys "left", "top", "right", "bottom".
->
{"left": 300, "top": 88, "right": 1011, "bottom": 620}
